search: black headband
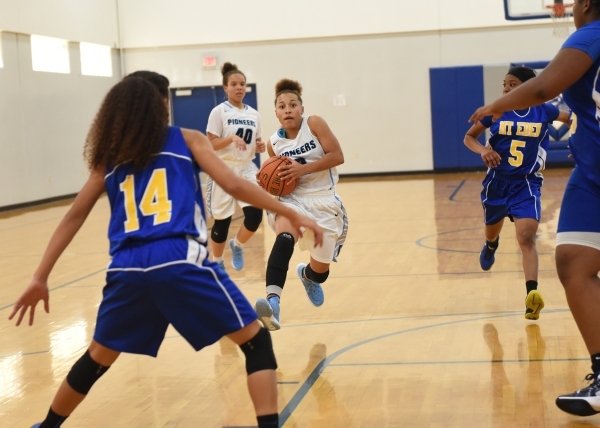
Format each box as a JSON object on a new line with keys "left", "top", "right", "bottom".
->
{"left": 507, "top": 66, "right": 537, "bottom": 83}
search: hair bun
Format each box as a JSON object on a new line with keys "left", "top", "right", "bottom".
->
{"left": 221, "top": 62, "right": 238, "bottom": 76}
{"left": 275, "top": 78, "right": 303, "bottom": 96}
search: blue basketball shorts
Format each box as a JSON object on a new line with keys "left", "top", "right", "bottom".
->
{"left": 558, "top": 166, "right": 600, "bottom": 234}
{"left": 93, "top": 238, "right": 257, "bottom": 357}
{"left": 480, "top": 171, "right": 543, "bottom": 225}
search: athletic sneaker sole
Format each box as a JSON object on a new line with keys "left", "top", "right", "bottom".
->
{"left": 255, "top": 298, "right": 280, "bottom": 331}
{"left": 556, "top": 397, "right": 600, "bottom": 416}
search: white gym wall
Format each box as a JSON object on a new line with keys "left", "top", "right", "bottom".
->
{"left": 0, "top": 0, "right": 569, "bottom": 206}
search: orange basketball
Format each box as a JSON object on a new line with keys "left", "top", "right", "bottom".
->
{"left": 258, "top": 156, "right": 298, "bottom": 197}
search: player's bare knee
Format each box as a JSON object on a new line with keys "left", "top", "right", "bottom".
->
{"left": 211, "top": 217, "right": 232, "bottom": 243}
{"left": 242, "top": 206, "right": 263, "bottom": 232}
{"left": 556, "top": 246, "right": 591, "bottom": 289}
{"left": 516, "top": 230, "right": 536, "bottom": 249}
{"left": 239, "top": 328, "right": 277, "bottom": 375}
{"left": 66, "top": 350, "right": 111, "bottom": 395}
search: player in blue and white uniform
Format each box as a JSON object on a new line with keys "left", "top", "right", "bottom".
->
{"left": 464, "top": 66, "right": 571, "bottom": 321}
{"left": 9, "top": 71, "right": 323, "bottom": 428}
{"left": 470, "top": 0, "right": 600, "bottom": 415}
{"left": 254, "top": 79, "right": 348, "bottom": 331}
{"left": 206, "top": 62, "right": 265, "bottom": 272}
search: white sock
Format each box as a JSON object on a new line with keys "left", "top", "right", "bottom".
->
{"left": 234, "top": 237, "right": 244, "bottom": 248}
{"left": 266, "top": 285, "right": 282, "bottom": 300}
{"left": 213, "top": 256, "right": 223, "bottom": 263}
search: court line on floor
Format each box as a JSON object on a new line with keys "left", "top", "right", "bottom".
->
{"left": 416, "top": 227, "right": 556, "bottom": 254}
{"left": 449, "top": 179, "right": 466, "bottom": 201}
{"left": 278, "top": 309, "right": 570, "bottom": 425}
{"left": 329, "top": 357, "right": 589, "bottom": 366}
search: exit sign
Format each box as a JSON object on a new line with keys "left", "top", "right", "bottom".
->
{"left": 202, "top": 56, "right": 217, "bottom": 68}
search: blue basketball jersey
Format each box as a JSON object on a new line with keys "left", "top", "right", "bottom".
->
{"left": 104, "top": 126, "right": 208, "bottom": 258}
{"left": 480, "top": 104, "right": 560, "bottom": 176}
{"left": 561, "top": 21, "right": 600, "bottom": 185}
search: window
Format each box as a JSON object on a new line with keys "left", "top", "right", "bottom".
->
{"left": 80, "top": 42, "right": 112, "bottom": 77}
{"left": 31, "top": 35, "right": 70, "bottom": 74}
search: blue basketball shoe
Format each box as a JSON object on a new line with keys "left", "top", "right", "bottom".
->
{"left": 255, "top": 297, "right": 280, "bottom": 331}
{"left": 297, "top": 263, "right": 324, "bottom": 307}
{"left": 217, "top": 260, "right": 226, "bottom": 272}
{"left": 556, "top": 373, "right": 600, "bottom": 416}
{"left": 229, "top": 239, "right": 244, "bottom": 271}
{"left": 479, "top": 238, "right": 499, "bottom": 271}
{"left": 30, "top": 424, "right": 42, "bottom": 428}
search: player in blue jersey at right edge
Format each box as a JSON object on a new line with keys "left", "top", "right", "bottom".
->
{"left": 464, "top": 66, "right": 571, "bottom": 321}
{"left": 470, "top": 0, "right": 600, "bottom": 416}
{"left": 8, "top": 71, "right": 323, "bottom": 428}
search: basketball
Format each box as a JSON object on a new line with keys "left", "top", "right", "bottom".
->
{"left": 258, "top": 156, "right": 298, "bottom": 197}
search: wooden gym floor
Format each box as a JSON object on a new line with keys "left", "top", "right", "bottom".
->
{"left": 0, "top": 168, "right": 597, "bottom": 427}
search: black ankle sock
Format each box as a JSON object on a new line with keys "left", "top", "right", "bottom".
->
{"left": 257, "top": 413, "right": 279, "bottom": 427}
{"left": 591, "top": 353, "right": 600, "bottom": 375}
{"left": 526, "top": 280, "right": 538, "bottom": 294}
{"left": 486, "top": 237, "right": 499, "bottom": 249}
{"left": 40, "top": 408, "right": 68, "bottom": 428}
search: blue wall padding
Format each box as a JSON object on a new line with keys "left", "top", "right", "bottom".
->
{"left": 430, "top": 66, "right": 485, "bottom": 170}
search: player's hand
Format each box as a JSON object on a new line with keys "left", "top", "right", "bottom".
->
{"left": 481, "top": 147, "right": 502, "bottom": 168}
{"left": 9, "top": 279, "right": 50, "bottom": 326}
{"left": 290, "top": 214, "right": 324, "bottom": 248}
{"left": 256, "top": 139, "right": 266, "bottom": 153}
{"left": 231, "top": 135, "right": 247, "bottom": 151}
{"left": 277, "top": 157, "right": 304, "bottom": 184}
{"left": 469, "top": 105, "right": 503, "bottom": 124}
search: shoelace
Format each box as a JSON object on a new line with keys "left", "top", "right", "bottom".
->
{"left": 233, "top": 246, "right": 243, "bottom": 257}
{"left": 579, "top": 373, "right": 600, "bottom": 392}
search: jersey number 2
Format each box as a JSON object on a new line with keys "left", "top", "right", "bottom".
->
{"left": 508, "top": 140, "right": 526, "bottom": 167}
{"left": 236, "top": 128, "right": 253, "bottom": 145}
{"left": 120, "top": 169, "right": 173, "bottom": 233}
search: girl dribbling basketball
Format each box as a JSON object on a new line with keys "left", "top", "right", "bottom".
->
{"left": 254, "top": 79, "right": 348, "bottom": 331}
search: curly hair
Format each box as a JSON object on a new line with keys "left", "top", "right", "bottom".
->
{"left": 221, "top": 62, "right": 246, "bottom": 86}
{"left": 84, "top": 75, "right": 169, "bottom": 171}
{"left": 274, "top": 78, "right": 303, "bottom": 105}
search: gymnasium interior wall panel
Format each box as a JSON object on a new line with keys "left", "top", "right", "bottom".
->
{"left": 127, "top": 33, "right": 440, "bottom": 175}
{"left": 0, "top": 0, "right": 118, "bottom": 46}
{"left": 0, "top": 32, "right": 121, "bottom": 208}
{"left": 118, "top": 0, "right": 557, "bottom": 49}
{"left": 429, "top": 66, "right": 485, "bottom": 170}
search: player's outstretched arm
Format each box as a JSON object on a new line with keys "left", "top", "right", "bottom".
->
{"left": 182, "top": 129, "right": 323, "bottom": 246}
{"left": 464, "top": 121, "right": 501, "bottom": 168}
{"left": 470, "top": 48, "right": 592, "bottom": 124}
{"left": 9, "top": 168, "right": 106, "bottom": 326}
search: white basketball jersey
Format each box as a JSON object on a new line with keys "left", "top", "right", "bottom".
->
{"left": 269, "top": 116, "right": 339, "bottom": 194}
{"left": 206, "top": 102, "right": 262, "bottom": 163}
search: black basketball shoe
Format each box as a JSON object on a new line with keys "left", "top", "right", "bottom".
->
{"left": 556, "top": 373, "right": 600, "bottom": 416}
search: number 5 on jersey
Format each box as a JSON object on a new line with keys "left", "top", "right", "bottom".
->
{"left": 120, "top": 169, "right": 173, "bottom": 233}
{"left": 509, "top": 140, "right": 526, "bottom": 167}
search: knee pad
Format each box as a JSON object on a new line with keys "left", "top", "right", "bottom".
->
{"left": 210, "top": 217, "right": 232, "bottom": 243}
{"left": 66, "top": 350, "right": 110, "bottom": 395}
{"left": 305, "top": 264, "right": 330, "bottom": 283}
{"left": 242, "top": 206, "right": 263, "bottom": 232}
{"left": 266, "top": 233, "right": 295, "bottom": 287}
{"left": 239, "top": 328, "right": 278, "bottom": 375}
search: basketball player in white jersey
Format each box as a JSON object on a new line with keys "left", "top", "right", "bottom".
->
{"left": 206, "top": 63, "right": 265, "bottom": 271}
{"left": 254, "top": 79, "right": 349, "bottom": 330}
